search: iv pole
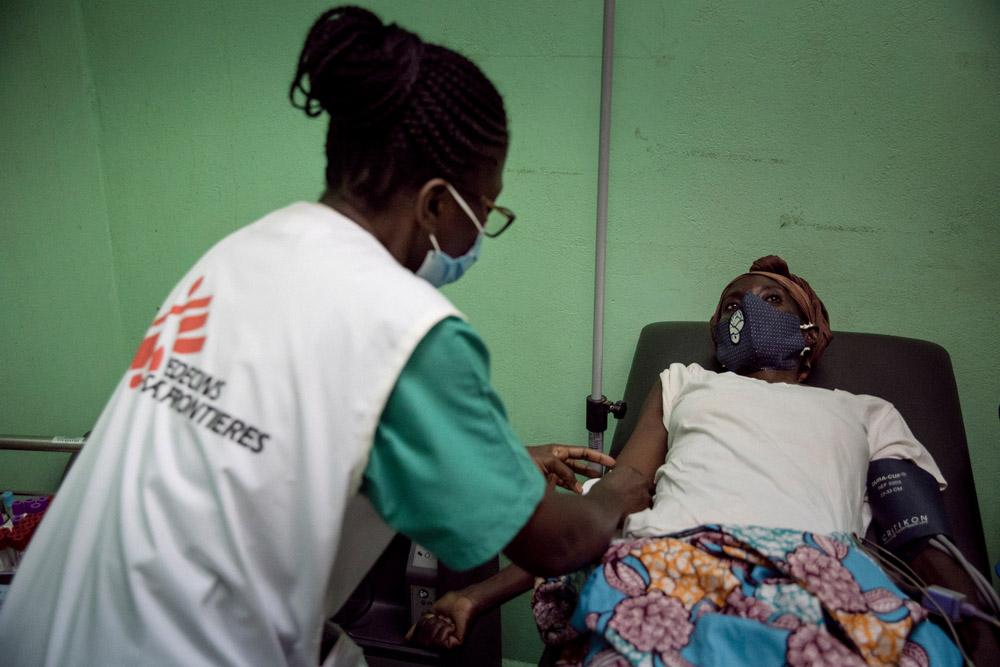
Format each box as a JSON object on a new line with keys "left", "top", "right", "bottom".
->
{"left": 587, "top": 0, "right": 626, "bottom": 456}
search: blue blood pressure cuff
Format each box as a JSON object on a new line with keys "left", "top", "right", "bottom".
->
{"left": 867, "top": 459, "right": 949, "bottom": 558}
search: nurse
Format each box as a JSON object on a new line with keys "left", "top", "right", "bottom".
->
{"left": 0, "top": 6, "right": 649, "bottom": 666}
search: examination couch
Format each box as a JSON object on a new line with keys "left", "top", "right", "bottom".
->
{"left": 539, "top": 322, "right": 990, "bottom": 666}
{"left": 608, "top": 322, "right": 990, "bottom": 574}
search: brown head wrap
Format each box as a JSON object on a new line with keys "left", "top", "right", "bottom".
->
{"left": 709, "top": 255, "right": 833, "bottom": 369}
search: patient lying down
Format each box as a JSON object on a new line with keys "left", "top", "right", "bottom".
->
{"left": 408, "top": 256, "right": 996, "bottom": 665}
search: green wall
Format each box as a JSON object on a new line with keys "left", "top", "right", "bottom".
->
{"left": 2, "top": 1, "right": 998, "bottom": 662}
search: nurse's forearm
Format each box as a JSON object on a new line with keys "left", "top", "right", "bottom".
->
{"left": 455, "top": 563, "right": 534, "bottom": 615}
{"left": 503, "top": 464, "right": 648, "bottom": 577}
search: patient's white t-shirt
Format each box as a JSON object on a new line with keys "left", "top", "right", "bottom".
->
{"left": 623, "top": 363, "right": 945, "bottom": 539}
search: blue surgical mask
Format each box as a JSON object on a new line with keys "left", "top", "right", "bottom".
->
{"left": 415, "top": 184, "right": 485, "bottom": 288}
{"left": 714, "top": 292, "right": 813, "bottom": 373}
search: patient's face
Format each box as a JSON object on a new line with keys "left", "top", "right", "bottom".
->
{"left": 718, "top": 275, "right": 804, "bottom": 321}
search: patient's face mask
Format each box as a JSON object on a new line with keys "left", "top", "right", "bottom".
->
{"left": 714, "top": 292, "right": 813, "bottom": 373}
{"left": 415, "top": 184, "right": 485, "bottom": 288}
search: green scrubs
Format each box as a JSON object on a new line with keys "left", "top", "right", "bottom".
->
{"left": 362, "top": 317, "right": 546, "bottom": 571}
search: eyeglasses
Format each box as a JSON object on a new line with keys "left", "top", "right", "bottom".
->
{"left": 446, "top": 183, "right": 517, "bottom": 238}
{"left": 481, "top": 197, "right": 516, "bottom": 238}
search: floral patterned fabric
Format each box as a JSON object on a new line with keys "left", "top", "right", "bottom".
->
{"left": 531, "top": 525, "right": 961, "bottom": 667}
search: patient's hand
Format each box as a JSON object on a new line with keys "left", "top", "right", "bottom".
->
{"left": 404, "top": 590, "right": 478, "bottom": 650}
{"left": 527, "top": 444, "right": 615, "bottom": 493}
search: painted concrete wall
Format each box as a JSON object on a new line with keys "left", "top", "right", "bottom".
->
{"left": 2, "top": 1, "right": 997, "bottom": 662}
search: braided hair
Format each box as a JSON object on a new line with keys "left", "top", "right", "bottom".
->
{"left": 290, "top": 6, "right": 508, "bottom": 208}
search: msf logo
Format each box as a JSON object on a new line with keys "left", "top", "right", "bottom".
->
{"left": 128, "top": 277, "right": 212, "bottom": 389}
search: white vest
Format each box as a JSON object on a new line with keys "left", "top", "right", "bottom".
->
{"left": 0, "top": 203, "right": 459, "bottom": 666}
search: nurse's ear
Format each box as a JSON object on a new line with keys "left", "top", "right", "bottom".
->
{"left": 413, "top": 178, "right": 451, "bottom": 236}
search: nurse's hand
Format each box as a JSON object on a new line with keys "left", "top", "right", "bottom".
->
{"left": 406, "top": 565, "right": 534, "bottom": 651}
{"left": 527, "top": 445, "right": 616, "bottom": 493}
{"left": 404, "top": 590, "right": 476, "bottom": 650}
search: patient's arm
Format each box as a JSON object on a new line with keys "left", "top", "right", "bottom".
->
{"left": 907, "top": 544, "right": 1000, "bottom": 661}
{"left": 503, "top": 462, "right": 649, "bottom": 576}
{"left": 612, "top": 379, "right": 668, "bottom": 485}
{"left": 505, "top": 380, "right": 666, "bottom": 576}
